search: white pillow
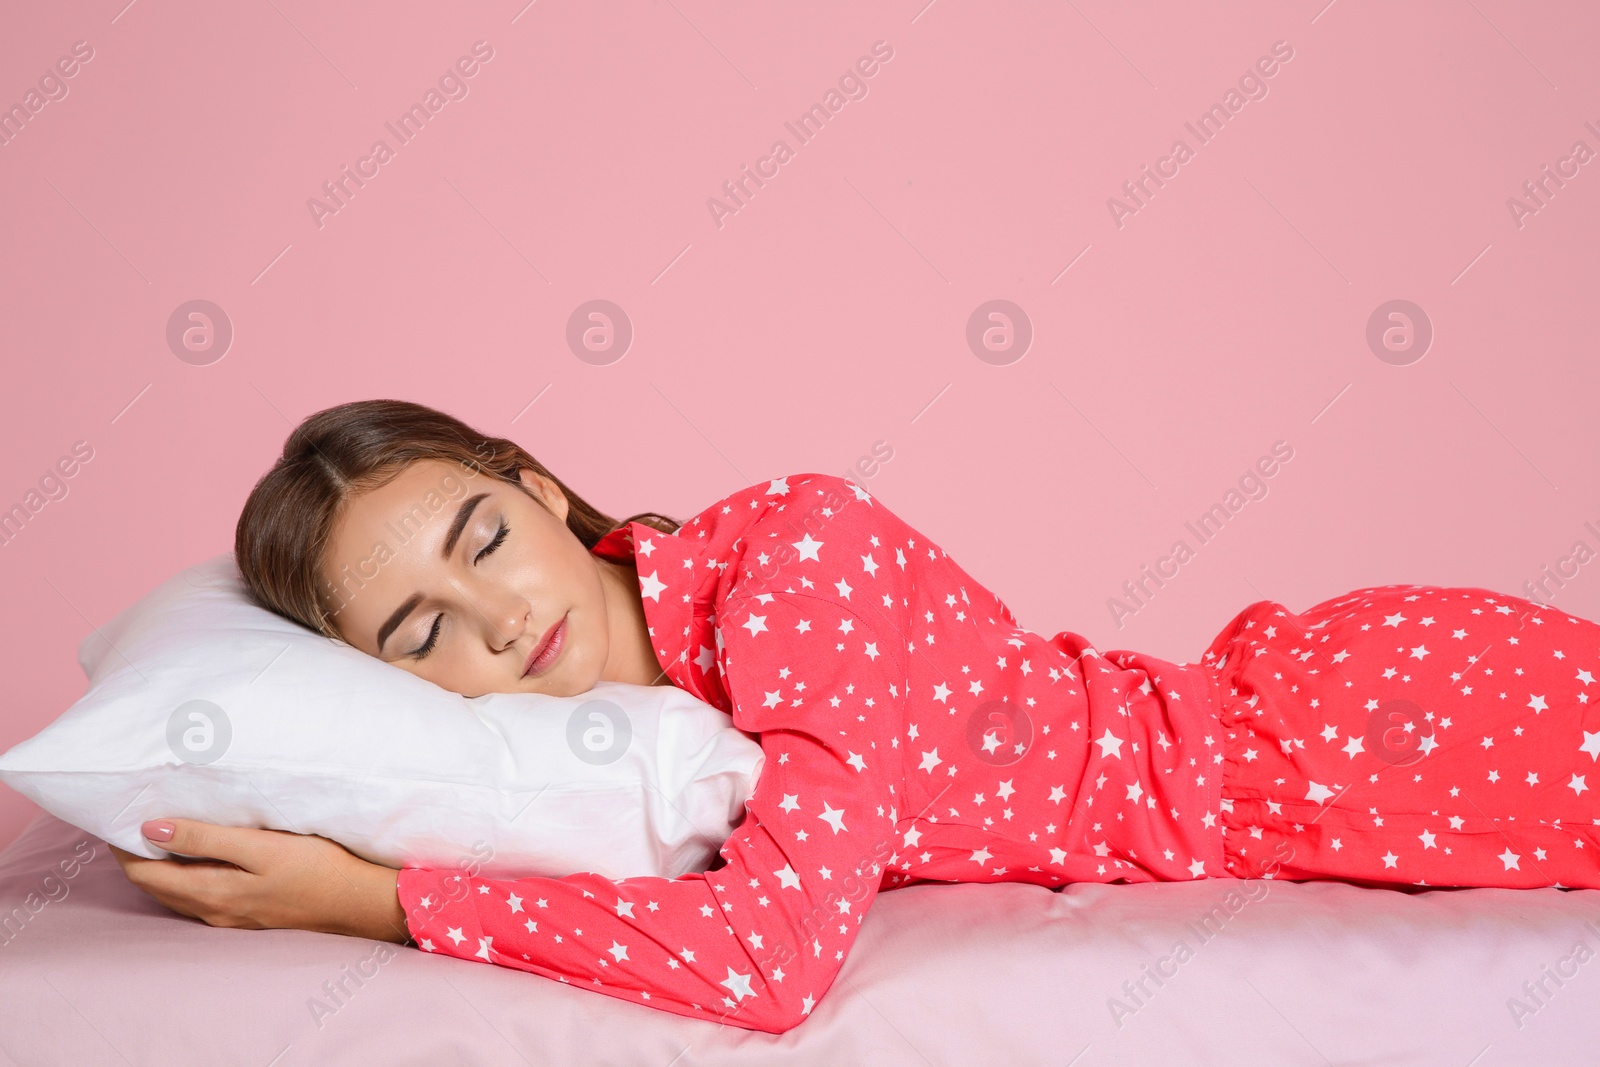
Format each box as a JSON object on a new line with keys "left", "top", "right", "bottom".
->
{"left": 0, "top": 554, "right": 764, "bottom": 881}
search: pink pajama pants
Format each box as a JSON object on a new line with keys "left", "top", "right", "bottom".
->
{"left": 1204, "top": 585, "right": 1600, "bottom": 890}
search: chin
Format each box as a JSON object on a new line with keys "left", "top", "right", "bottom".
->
{"left": 563, "top": 656, "right": 602, "bottom": 696}
{"left": 534, "top": 652, "right": 594, "bottom": 698}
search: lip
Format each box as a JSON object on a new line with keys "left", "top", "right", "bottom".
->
{"left": 522, "top": 614, "right": 567, "bottom": 679}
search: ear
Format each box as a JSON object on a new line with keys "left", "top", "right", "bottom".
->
{"left": 516, "top": 467, "right": 570, "bottom": 522}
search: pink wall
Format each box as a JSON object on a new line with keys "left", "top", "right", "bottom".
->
{"left": 2, "top": 0, "right": 1597, "bottom": 853}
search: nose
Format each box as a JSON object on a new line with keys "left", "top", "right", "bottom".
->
{"left": 486, "top": 595, "right": 530, "bottom": 653}
{"left": 452, "top": 574, "right": 529, "bottom": 652}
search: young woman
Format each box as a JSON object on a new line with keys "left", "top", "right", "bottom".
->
{"left": 112, "top": 399, "right": 1600, "bottom": 1034}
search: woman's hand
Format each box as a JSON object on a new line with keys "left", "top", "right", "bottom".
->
{"left": 109, "top": 819, "right": 410, "bottom": 945}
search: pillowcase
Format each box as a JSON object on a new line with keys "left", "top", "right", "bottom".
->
{"left": 0, "top": 554, "right": 764, "bottom": 881}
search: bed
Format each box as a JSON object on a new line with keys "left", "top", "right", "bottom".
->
{"left": 1, "top": 811, "right": 1594, "bottom": 1065}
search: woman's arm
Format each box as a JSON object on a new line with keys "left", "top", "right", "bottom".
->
{"left": 110, "top": 820, "right": 408, "bottom": 944}
{"left": 113, "top": 473, "right": 943, "bottom": 1032}
{"left": 113, "top": 590, "right": 907, "bottom": 1034}
{"left": 394, "top": 590, "right": 906, "bottom": 1031}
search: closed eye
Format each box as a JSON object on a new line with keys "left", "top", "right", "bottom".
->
{"left": 412, "top": 521, "right": 511, "bottom": 660}
{"left": 411, "top": 614, "right": 442, "bottom": 659}
{"left": 475, "top": 520, "right": 510, "bottom": 564}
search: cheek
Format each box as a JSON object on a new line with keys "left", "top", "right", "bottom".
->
{"left": 583, "top": 597, "right": 608, "bottom": 653}
{"left": 574, "top": 565, "right": 611, "bottom": 654}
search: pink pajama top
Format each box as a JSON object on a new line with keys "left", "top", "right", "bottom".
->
{"left": 397, "top": 472, "right": 1227, "bottom": 1031}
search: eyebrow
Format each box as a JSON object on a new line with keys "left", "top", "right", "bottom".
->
{"left": 441, "top": 493, "right": 489, "bottom": 560}
{"left": 376, "top": 593, "right": 424, "bottom": 656}
{"left": 374, "top": 492, "right": 489, "bottom": 654}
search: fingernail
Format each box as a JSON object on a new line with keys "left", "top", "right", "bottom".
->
{"left": 142, "top": 820, "right": 174, "bottom": 842}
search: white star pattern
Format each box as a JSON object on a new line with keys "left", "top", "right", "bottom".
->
{"left": 1094, "top": 729, "right": 1124, "bottom": 760}
{"left": 396, "top": 476, "right": 1600, "bottom": 1035}
{"left": 1209, "top": 585, "right": 1600, "bottom": 895}
{"left": 638, "top": 571, "right": 667, "bottom": 602}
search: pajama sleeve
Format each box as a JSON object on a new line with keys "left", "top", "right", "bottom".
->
{"left": 396, "top": 589, "right": 906, "bottom": 1033}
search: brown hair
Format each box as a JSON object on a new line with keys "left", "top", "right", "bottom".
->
{"left": 234, "top": 398, "right": 680, "bottom": 641}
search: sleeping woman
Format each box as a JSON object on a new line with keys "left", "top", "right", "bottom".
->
{"left": 111, "top": 398, "right": 1600, "bottom": 1033}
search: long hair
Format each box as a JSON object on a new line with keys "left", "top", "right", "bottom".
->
{"left": 234, "top": 398, "right": 679, "bottom": 641}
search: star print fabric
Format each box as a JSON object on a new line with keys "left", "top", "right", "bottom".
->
{"left": 396, "top": 472, "right": 1226, "bottom": 1032}
{"left": 1204, "top": 585, "right": 1600, "bottom": 889}
{"left": 400, "top": 584, "right": 906, "bottom": 1032}
{"left": 394, "top": 472, "right": 1600, "bottom": 1033}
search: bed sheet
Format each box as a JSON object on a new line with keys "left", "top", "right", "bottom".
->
{"left": 2, "top": 813, "right": 1597, "bottom": 1066}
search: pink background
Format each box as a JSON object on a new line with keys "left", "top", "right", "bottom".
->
{"left": 1, "top": 0, "right": 1596, "bottom": 853}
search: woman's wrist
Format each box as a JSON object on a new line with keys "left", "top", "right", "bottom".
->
{"left": 333, "top": 861, "right": 410, "bottom": 944}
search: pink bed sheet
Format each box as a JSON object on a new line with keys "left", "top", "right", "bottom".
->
{"left": 2, "top": 812, "right": 1598, "bottom": 1065}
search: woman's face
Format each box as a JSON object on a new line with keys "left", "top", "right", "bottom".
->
{"left": 319, "top": 459, "right": 633, "bottom": 698}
